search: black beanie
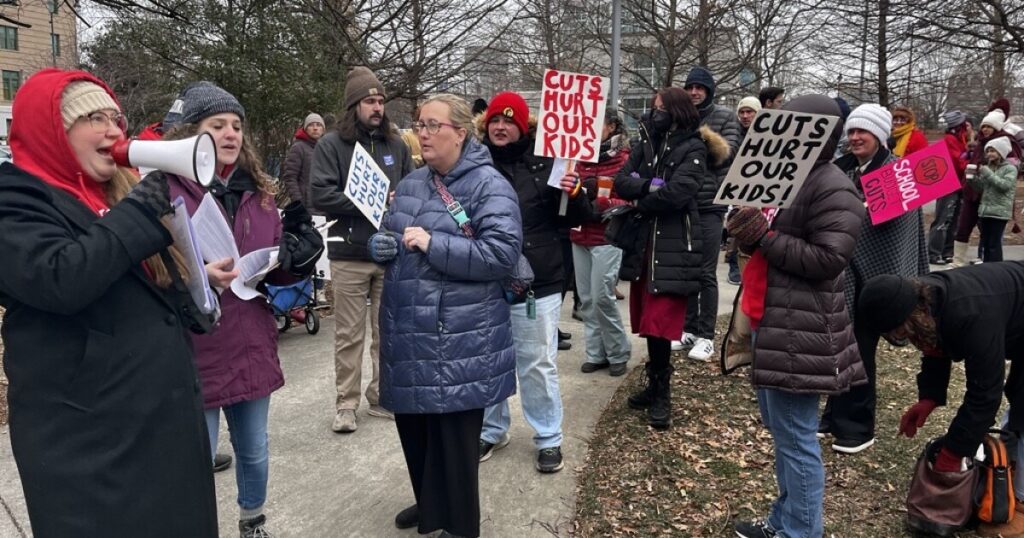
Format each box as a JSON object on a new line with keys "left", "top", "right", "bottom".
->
{"left": 684, "top": 66, "right": 716, "bottom": 108}
{"left": 472, "top": 98, "right": 488, "bottom": 116}
{"left": 857, "top": 275, "right": 918, "bottom": 334}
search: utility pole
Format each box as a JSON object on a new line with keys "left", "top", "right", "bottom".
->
{"left": 610, "top": 0, "right": 621, "bottom": 116}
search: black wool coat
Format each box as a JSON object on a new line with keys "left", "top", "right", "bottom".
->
{"left": 914, "top": 261, "right": 1024, "bottom": 457}
{"left": 614, "top": 126, "right": 708, "bottom": 296}
{"left": 0, "top": 163, "right": 218, "bottom": 537}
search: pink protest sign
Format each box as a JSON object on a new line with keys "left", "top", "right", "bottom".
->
{"left": 860, "top": 141, "right": 961, "bottom": 225}
{"left": 534, "top": 69, "right": 609, "bottom": 163}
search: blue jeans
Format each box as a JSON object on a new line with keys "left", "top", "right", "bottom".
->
{"left": 482, "top": 293, "right": 564, "bottom": 449}
{"left": 572, "top": 244, "right": 631, "bottom": 365}
{"left": 758, "top": 388, "right": 824, "bottom": 538}
{"left": 206, "top": 396, "right": 271, "bottom": 511}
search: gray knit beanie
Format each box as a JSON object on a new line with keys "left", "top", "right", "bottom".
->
{"left": 344, "top": 67, "right": 386, "bottom": 110}
{"left": 846, "top": 103, "right": 892, "bottom": 148}
{"left": 303, "top": 113, "right": 324, "bottom": 129}
{"left": 943, "top": 110, "right": 966, "bottom": 130}
{"left": 162, "top": 81, "right": 245, "bottom": 130}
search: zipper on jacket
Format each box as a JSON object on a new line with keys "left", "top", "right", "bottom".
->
{"left": 684, "top": 215, "right": 692, "bottom": 251}
{"left": 649, "top": 216, "right": 658, "bottom": 285}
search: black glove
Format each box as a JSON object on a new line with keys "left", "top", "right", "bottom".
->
{"left": 278, "top": 220, "right": 324, "bottom": 277}
{"left": 281, "top": 201, "right": 313, "bottom": 235}
{"left": 126, "top": 172, "right": 172, "bottom": 217}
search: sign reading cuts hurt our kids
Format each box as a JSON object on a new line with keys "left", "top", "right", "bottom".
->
{"left": 534, "top": 69, "right": 609, "bottom": 163}
{"left": 344, "top": 142, "right": 390, "bottom": 230}
{"left": 859, "top": 141, "right": 961, "bottom": 225}
{"left": 714, "top": 109, "right": 840, "bottom": 208}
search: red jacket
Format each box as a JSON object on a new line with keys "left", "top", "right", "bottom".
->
{"left": 900, "top": 129, "right": 929, "bottom": 157}
{"left": 570, "top": 145, "right": 631, "bottom": 246}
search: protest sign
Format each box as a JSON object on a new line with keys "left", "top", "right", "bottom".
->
{"left": 344, "top": 142, "right": 390, "bottom": 230}
{"left": 860, "top": 141, "right": 960, "bottom": 225}
{"left": 714, "top": 109, "right": 840, "bottom": 208}
{"left": 534, "top": 69, "right": 609, "bottom": 163}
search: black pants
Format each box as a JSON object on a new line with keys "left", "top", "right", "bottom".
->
{"left": 685, "top": 212, "right": 725, "bottom": 339}
{"left": 927, "top": 192, "right": 960, "bottom": 260}
{"left": 821, "top": 319, "right": 879, "bottom": 442}
{"left": 395, "top": 409, "right": 484, "bottom": 538}
{"left": 979, "top": 217, "right": 1007, "bottom": 262}
{"left": 559, "top": 235, "right": 579, "bottom": 310}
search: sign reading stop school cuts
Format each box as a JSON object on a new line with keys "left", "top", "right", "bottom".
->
{"left": 714, "top": 109, "right": 840, "bottom": 209}
{"left": 534, "top": 69, "right": 610, "bottom": 163}
{"left": 860, "top": 141, "right": 960, "bottom": 225}
{"left": 344, "top": 142, "right": 390, "bottom": 230}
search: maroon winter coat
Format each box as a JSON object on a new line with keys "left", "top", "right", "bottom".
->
{"left": 570, "top": 139, "right": 630, "bottom": 247}
{"left": 168, "top": 171, "right": 291, "bottom": 409}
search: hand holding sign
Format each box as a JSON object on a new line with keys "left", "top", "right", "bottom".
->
{"left": 344, "top": 142, "right": 391, "bottom": 230}
{"left": 714, "top": 109, "right": 840, "bottom": 209}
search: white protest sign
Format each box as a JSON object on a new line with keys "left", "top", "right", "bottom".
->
{"left": 534, "top": 69, "right": 610, "bottom": 163}
{"left": 714, "top": 109, "right": 840, "bottom": 209}
{"left": 344, "top": 142, "right": 390, "bottom": 230}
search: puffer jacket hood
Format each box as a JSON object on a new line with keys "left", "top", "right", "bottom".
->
{"left": 685, "top": 66, "right": 717, "bottom": 111}
{"left": 782, "top": 94, "right": 843, "bottom": 167}
{"left": 9, "top": 68, "right": 123, "bottom": 215}
{"left": 700, "top": 125, "right": 730, "bottom": 167}
{"left": 379, "top": 137, "right": 522, "bottom": 414}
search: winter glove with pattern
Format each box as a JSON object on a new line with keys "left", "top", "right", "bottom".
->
{"left": 126, "top": 172, "right": 172, "bottom": 218}
{"left": 368, "top": 232, "right": 399, "bottom": 264}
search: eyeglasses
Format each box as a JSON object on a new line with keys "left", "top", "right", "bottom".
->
{"left": 82, "top": 111, "right": 125, "bottom": 133}
{"left": 411, "top": 120, "right": 459, "bottom": 135}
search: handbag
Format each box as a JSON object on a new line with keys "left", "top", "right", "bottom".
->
{"left": 601, "top": 203, "right": 648, "bottom": 252}
{"left": 431, "top": 174, "right": 534, "bottom": 303}
{"left": 906, "top": 437, "right": 978, "bottom": 537}
{"left": 975, "top": 429, "right": 1016, "bottom": 524}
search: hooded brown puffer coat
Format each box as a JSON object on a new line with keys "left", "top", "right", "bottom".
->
{"left": 748, "top": 95, "right": 868, "bottom": 394}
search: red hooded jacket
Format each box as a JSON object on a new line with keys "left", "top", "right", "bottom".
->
{"left": 9, "top": 68, "right": 124, "bottom": 215}
{"left": 570, "top": 144, "right": 631, "bottom": 246}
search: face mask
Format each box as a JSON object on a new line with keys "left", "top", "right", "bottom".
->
{"left": 650, "top": 110, "right": 672, "bottom": 133}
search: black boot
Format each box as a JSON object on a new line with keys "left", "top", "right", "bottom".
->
{"left": 627, "top": 362, "right": 656, "bottom": 410}
{"left": 647, "top": 365, "right": 673, "bottom": 430}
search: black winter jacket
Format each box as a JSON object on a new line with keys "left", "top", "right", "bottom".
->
{"left": 614, "top": 128, "right": 714, "bottom": 296}
{"left": 0, "top": 163, "right": 218, "bottom": 537}
{"left": 697, "top": 103, "right": 742, "bottom": 213}
{"left": 309, "top": 125, "right": 413, "bottom": 261}
{"left": 914, "top": 261, "right": 1024, "bottom": 457}
{"left": 484, "top": 136, "right": 590, "bottom": 299}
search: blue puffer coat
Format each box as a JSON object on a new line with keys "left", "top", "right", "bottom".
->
{"left": 379, "top": 139, "right": 522, "bottom": 414}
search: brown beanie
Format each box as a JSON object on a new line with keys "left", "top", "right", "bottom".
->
{"left": 61, "top": 81, "right": 120, "bottom": 130}
{"left": 344, "top": 66, "right": 386, "bottom": 110}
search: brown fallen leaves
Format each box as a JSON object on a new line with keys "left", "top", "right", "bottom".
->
{"left": 574, "top": 315, "right": 978, "bottom": 537}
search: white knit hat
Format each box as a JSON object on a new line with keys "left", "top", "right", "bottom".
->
{"left": 846, "top": 103, "right": 892, "bottom": 148}
{"left": 981, "top": 109, "right": 1006, "bottom": 131}
{"left": 303, "top": 113, "right": 324, "bottom": 129}
{"left": 985, "top": 137, "right": 1012, "bottom": 159}
{"left": 736, "top": 96, "right": 761, "bottom": 113}
{"left": 61, "top": 81, "right": 120, "bottom": 130}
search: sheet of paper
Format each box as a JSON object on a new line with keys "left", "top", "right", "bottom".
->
{"left": 191, "top": 193, "right": 239, "bottom": 263}
{"left": 230, "top": 247, "right": 280, "bottom": 300}
{"left": 547, "top": 157, "right": 570, "bottom": 189}
{"left": 168, "top": 197, "right": 218, "bottom": 314}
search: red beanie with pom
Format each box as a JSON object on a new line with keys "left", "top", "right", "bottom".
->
{"left": 484, "top": 92, "right": 530, "bottom": 136}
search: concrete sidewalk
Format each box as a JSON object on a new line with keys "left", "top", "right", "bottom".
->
{"left": 0, "top": 275, "right": 740, "bottom": 538}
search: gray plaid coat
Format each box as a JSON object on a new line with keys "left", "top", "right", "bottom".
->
{"left": 835, "top": 149, "right": 930, "bottom": 319}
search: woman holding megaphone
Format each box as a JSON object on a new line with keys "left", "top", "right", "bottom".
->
{"left": 158, "top": 81, "right": 322, "bottom": 538}
{"left": 0, "top": 69, "right": 218, "bottom": 536}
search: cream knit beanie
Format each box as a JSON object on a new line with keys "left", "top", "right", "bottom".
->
{"left": 846, "top": 103, "right": 892, "bottom": 148}
{"left": 61, "top": 81, "right": 119, "bottom": 130}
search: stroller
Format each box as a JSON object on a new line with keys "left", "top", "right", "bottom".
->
{"left": 266, "top": 270, "right": 326, "bottom": 334}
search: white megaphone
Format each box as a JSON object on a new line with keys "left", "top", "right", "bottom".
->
{"left": 111, "top": 132, "right": 218, "bottom": 186}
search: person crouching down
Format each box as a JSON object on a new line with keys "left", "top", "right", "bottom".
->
{"left": 857, "top": 263, "right": 1024, "bottom": 537}
{"left": 368, "top": 94, "right": 522, "bottom": 538}
{"left": 728, "top": 95, "right": 866, "bottom": 538}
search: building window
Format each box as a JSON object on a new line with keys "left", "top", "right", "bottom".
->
{"left": 3, "top": 71, "right": 21, "bottom": 101}
{"left": 51, "top": 33, "right": 60, "bottom": 57}
{"left": 0, "top": 26, "right": 17, "bottom": 51}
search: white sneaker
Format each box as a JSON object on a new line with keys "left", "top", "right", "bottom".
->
{"left": 687, "top": 338, "right": 714, "bottom": 361}
{"left": 671, "top": 333, "right": 697, "bottom": 352}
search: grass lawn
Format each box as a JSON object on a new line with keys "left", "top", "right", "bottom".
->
{"left": 574, "top": 315, "right": 981, "bottom": 537}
